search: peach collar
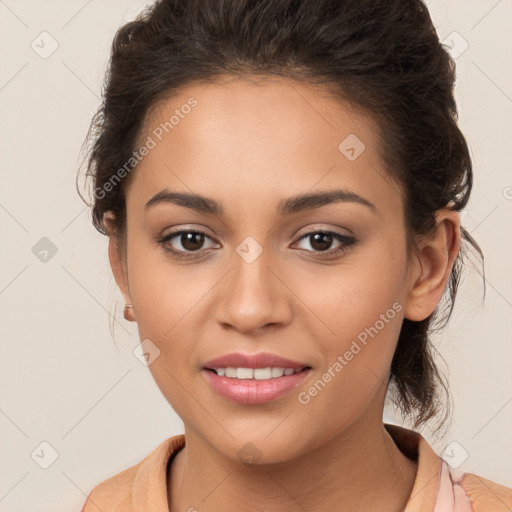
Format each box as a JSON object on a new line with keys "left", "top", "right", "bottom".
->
{"left": 129, "top": 423, "right": 442, "bottom": 511}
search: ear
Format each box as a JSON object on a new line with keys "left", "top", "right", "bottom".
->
{"left": 103, "top": 212, "right": 133, "bottom": 306}
{"left": 404, "top": 208, "right": 461, "bottom": 321}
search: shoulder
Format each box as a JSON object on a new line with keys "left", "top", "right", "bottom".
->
{"left": 81, "top": 434, "right": 186, "bottom": 512}
{"left": 454, "top": 470, "right": 512, "bottom": 512}
{"left": 384, "top": 423, "right": 511, "bottom": 512}
{"left": 80, "top": 464, "right": 138, "bottom": 512}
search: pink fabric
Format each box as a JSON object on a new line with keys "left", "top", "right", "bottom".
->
{"left": 433, "top": 462, "right": 475, "bottom": 511}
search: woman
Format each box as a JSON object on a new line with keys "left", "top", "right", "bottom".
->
{"left": 79, "top": 0, "right": 512, "bottom": 510}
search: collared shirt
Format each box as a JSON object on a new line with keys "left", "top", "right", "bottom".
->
{"left": 81, "top": 424, "right": 512, "bottom": 511}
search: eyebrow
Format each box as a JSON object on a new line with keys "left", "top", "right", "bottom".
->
{"left": 144, "top": 188, "right": 376, "bottom": 216}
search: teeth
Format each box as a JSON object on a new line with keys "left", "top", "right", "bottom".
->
{"left": 271, "top": 367, "right": 284, "bottom": 378}
{"left": 252, "top": 368, "right": 269, "bottom": 380}
{"left": 237, "top": 367, "right": 254, "bottom": 379}
{"left": 225, "top": 367, "right": 237, "bottom": 378}
{"left": 214, "top": 367, "right": 305, "bottom": 379}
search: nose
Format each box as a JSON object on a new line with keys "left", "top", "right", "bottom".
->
{"left": 214, "top": 248, "right": 292, "bottom": 334}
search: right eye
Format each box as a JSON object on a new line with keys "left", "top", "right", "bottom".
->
{"left": 156, "top": 230, "right": 219, "bottom": 259}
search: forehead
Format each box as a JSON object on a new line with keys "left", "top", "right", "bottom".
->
{"left": 127, "top": 75, "right": 400, "bottom": 219}
{"left": 140, "top": 74, "right": 380, "bottom": 157}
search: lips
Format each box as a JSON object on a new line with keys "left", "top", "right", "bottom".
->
{"left": 203, "top": 352, "right": 310, "bottom": 371}
{"left": 201, "top": 352, "right": 313, "bottom": 404}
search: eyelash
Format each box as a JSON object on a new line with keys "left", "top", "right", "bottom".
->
{"left": 156, "top": 229, "right": 358, "bottom": 260}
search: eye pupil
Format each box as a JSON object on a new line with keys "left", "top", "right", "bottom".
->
{"left": 310, "top": 233, "right": 332, "bottom": 251}
{"left": 181, "top": 232, "right": 204, "bottom": 251}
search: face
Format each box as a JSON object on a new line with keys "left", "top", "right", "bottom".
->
{"left": 113, "top": 75, "right": 419, "bottom": 463}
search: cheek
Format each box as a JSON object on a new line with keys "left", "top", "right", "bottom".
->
{"left": 295, "top": 230, "right": 407, "bottom": 338}
{"left": 125, "top": 243, "right": 209, "bottom": 417}
{"left": 292, "top": 234, "right": 407, "bottom": 405}
{"left": 126, "top": 233, "right": 204, "bottom": 335}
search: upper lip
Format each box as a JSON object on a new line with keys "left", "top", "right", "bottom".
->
{"left": 203, "top": 352, "right": 310, "bottom": 370}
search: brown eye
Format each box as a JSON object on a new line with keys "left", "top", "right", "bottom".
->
{"left": 308, "top": 232, "right": 335, "bottom": 251}
{"left": 179, "top": 232, "right": 206, "bottom": 251}
{"left": 295, "top": 231, "right": 357, "bottom": 257}
{"left": 156, "top": 230, "right": 218, "bottom": 259}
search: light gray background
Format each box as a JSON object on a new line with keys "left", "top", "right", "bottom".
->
{"left": 0, "top": 1, "right": 511, "bottom": 510}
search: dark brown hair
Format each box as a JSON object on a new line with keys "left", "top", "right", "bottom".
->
{"left": 78, "top": 0, "right": 484, "bottom": 433}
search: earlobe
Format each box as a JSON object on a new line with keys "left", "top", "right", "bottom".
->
{"left": 404, "top": 209, "right": 461, "bottom": 322}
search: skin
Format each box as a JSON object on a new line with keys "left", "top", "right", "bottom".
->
{"left": 105, "top": 75, "right": 460, "bottom": 512}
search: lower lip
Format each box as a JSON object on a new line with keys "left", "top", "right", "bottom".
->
{"left": 202, "top": 368, "right": 311, "bottom": 404}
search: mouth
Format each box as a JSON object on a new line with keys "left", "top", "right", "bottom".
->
{"left": 201, "top": 366, "right": 313, "bottom": 404}
{"left": 204, "top": 366, "right": 312, "bottom": 380}
{"left": 202, "top": 351, "right": 311, "bottom": 374}
{"left": 201, "top": 352, "right": 313, "bottom": 404}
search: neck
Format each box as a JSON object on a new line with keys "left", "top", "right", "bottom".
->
{"left": 168, "top": 415, "right": 417, "bottom": 512}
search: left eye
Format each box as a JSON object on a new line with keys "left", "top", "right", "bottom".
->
{"left": 294, "top": 231, "right": 356, "bottom": 254}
